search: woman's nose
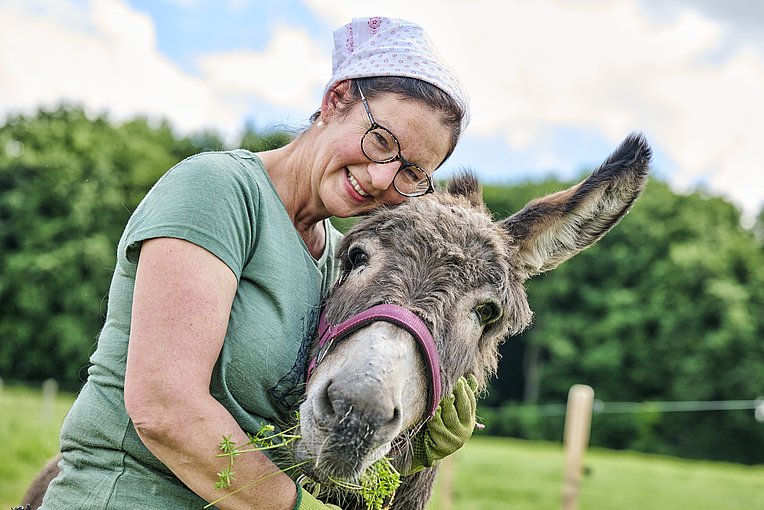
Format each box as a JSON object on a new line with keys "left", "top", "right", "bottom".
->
{"left": 368, "top": 161, "right": 400, "bottom": 191}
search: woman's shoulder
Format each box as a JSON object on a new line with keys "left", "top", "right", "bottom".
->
{"left": 153, "top": 149, "right": 275, "bottom": 203}
{"left": 172, "top": 149, "right": 266, "bottom": 180}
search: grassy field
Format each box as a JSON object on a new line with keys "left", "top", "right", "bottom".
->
{"left": 0, "top": 384, "right": 75, "bottom": 508}
{"left": 427, "top": 437, "right": 764, "bottom": 510}
{"left": 3, "top": 386, "right": 763, "bottom": 509}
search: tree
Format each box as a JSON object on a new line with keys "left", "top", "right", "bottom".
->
{"left": 482, "top": 178, "right": 764, "bottom": 464}
{"left": 0, "top": 106, "right": 221, "bottom": 387}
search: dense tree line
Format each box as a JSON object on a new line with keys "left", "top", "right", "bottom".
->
{"left": 0, "top": 106, "right": 283, "bottom": 387}
{"left": 1, "top": 106, "right": 762, "bottom": 464}
{"left": 480, "top": 179, "right": 764, "bottom": 464}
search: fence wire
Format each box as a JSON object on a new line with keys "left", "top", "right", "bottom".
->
{"left": 487, "top": 398, "right": 764, "bottom": 422}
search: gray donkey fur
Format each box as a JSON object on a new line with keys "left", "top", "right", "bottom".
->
{"left": 23, "top": 133, "right": 650, "bottom": 509}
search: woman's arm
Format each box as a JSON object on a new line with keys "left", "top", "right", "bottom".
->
{"left": 124, "top": 237, "right": 297, "bottom": 510}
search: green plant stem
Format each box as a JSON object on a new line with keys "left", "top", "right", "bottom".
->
{"left": 205, "top": 461, "right": 310, "bottom": 508}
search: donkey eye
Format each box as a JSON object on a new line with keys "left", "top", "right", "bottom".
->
{"left": 345, "top": 246, "right": 369, "bottom": 271}
{"left": 474, "top": 302, "right": 501, "bottom": 326}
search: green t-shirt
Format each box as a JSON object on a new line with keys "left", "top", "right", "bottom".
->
{"left": 42, "top": 150, "right": 343, "bottom": 509}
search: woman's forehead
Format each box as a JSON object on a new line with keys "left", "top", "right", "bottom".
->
{"left": 365, "top": 93, "right": 453, "bottom": 168}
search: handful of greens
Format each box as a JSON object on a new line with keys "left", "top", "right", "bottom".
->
{"left": 212, "top": 420, "right": 402, "bottom": 510}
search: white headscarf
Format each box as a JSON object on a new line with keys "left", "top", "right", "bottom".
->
{"left": 325, "top": 16, "right": 471, "bottom": 131}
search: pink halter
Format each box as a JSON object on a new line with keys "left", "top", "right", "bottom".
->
{"left": 306, "top": 304, "right": 443, "bottom": 419}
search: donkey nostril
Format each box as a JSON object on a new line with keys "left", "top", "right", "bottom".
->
{"left": 314, "top": 379, "right": 339, "bottom": 422}
{"left": 381, "top": 405, "right": 402, "bottom": 431}
{"left": 376, "top": 400, "right": 401, "bottom": 429}
{"left": 324, "top": 379, "right": 350, "bottom": 418}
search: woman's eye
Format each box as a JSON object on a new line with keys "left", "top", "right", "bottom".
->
{"left": 400, "top": 166, "right": 419, "bottom": 182}
{"left": 474, "top": 302, "right": 501, "bottom": 326}
{"left": 372, "top": 132, "right": 389, "bottom": 148}
{"left": 345, "top": 247, "right": 369, "bottom": 271}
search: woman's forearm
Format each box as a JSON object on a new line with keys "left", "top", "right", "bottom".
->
{"left": 131, "top": 391, "right": 297, "bottom": 510}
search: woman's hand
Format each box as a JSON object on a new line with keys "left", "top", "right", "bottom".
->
{"left": 406, "top": 374, "right": 479, "bottom": 474}
{"left": 293, "top": 485, "right": 343, "bottom": 509}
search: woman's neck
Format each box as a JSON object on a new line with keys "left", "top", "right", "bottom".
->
{"left": 256, "top": 140, "right": 328, "bottom": 258}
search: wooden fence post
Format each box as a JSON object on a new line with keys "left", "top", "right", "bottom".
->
{"left": 41, "top": 378, "right": 59, "bottom": 421}
{"left": 439, "top": 454, "right": 455, "bottom": 510}
{"left": 561, "top": 384, "right": 594, "bottom": 510}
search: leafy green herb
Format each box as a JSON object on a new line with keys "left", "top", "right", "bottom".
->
{"left": 212, "top": 419, "right": 402, "bottom": 510}
{"left": 214, "top": 434, "right": 239, "bottom": 490}
{"left": 327, "top": 457, "right": 401, "bottom": 510}
{"left": 214, "top": 422, "right": 300, "bottom": 491}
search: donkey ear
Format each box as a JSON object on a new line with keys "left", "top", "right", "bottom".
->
{"left": 501, "top": 133, "right": 651, "bottom": 279}
{"left": 444, "top": 168, "right": 483, "bottom": 208}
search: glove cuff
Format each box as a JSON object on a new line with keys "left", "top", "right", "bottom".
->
{"left": 293, "top": 483, "right": 325, "bottom": 510}
{"left": 291, "top": 482, "right": 303, "bottom": 510}
{"left": 403, "top": 434, "right": 438, "bottom": 475}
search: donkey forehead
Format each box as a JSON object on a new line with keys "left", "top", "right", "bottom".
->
{"left": 344, "top": 196, "right": 516, "bottom": 275}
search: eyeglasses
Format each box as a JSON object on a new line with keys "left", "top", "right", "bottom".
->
{"left": 357, "top": 83, "right": 435, "bottom": 197}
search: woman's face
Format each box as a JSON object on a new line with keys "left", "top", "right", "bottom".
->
{"left": 314, "top": 91, "right": 453, "bottom": 218}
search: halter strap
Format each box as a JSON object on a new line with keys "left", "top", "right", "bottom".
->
{"left": 306, "top": 304, "right": 442, "bottom": 419}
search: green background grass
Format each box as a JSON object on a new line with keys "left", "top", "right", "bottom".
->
{"left": 428, "top": 437, "right": 764, "bottom": 510}
{"left": 3, "top": 386, "right": 763, "bottom": 509}
{"left": 0, "top": 385, "right": 74, "bottom": 508}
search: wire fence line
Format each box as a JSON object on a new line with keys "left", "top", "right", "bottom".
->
{"left": 486, "top": 398, "right": 764, "bottom": 422}
{"left": 593, "top": 399, "right": 763, "bottom": 415}
{"left": 3, "top": 378, "right": 764, "bottom": 422}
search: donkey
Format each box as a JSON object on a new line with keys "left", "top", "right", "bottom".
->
{"left": 22, "top": 133, "right": 650, "bottom": 509}
{"left": 285, "top": 132, "right": 650, "bottom": 509}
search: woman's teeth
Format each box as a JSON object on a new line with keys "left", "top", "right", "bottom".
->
{"left": 347, "top": 169, "right": 369, "bottom": 197}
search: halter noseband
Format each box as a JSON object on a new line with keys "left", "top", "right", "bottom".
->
{"left": 306, "top": 304, "right": 442, "bottom": 419}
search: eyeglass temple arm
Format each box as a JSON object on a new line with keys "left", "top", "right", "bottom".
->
{"left": 356, "top": 82, "right": 376, "bottom": 125}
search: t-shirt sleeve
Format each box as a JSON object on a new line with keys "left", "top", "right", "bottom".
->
{"left": 123, "top": 152, "right": 259, "bottom": 279}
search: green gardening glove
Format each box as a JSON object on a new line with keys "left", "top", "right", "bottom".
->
{"left": 407, "top": 374, "right": 479, "bottom": 474}
{"left": 294, "top": 483, "right": 343, "bottom": 510}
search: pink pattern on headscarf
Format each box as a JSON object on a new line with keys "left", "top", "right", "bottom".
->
{"left": 326, "top": 16, "right": 470, "bottom": 130}
{"left": 345, "top": 23, "right": 353, "bottom": 53}
{"left": 368, "top": 17, "right": 382, "bottom": 31}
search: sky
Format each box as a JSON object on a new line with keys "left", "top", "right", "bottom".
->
{"left": 1, "top": 0, "right": 762, "bottom": 224}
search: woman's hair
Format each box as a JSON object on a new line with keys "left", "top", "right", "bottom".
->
{"left": 311, "top": 76, "right": 466, "bottom": 166}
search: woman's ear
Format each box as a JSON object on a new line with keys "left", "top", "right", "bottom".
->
{"left": 320, "top": 80, "right": 353, "bottom": 122}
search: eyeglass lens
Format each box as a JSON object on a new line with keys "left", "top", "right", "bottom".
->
{"left": 362, "top": 128, "right": 430, "bottom": 195}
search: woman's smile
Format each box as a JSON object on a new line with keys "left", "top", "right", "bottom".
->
{"left": 346, "top": 167, "right": 371, "bottom": 199}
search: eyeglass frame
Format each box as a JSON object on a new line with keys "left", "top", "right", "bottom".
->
{"left": 356, "top": 83, "right": 435, "bottom": 197}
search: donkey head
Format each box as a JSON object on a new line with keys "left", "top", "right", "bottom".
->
{"left": 294, "top": 133, "right": 651, "bottom": 488}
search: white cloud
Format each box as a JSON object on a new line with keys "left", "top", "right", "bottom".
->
{"left": 156, "top": 0, "right": 198, "bottom": 7}
{"left": 195, "top": 24, "right": 328, "bottom": 111}
{"left": 303, "top": 0, "right": 764, "bottom": 219}
{"left": 0, "top": 0, "right": 241, "bottom": 137}
{"left": 0, "top": 0, "right": 761, "bottom": 219}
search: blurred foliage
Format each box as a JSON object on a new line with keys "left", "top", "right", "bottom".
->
{"left": 239, "top": 123, "right": 296, "bottom": 153}
{"left": 481, "top": 178, "right": 764, "bottom": 464}
{"left": 0, "top": 106, "right": 225, "bottom": 388}
{"left": 1, "top": 105, "right": 762, "bottom": 463}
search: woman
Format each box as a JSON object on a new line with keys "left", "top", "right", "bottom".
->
{"left": 41, "top": 17, "right": 475, "bottom": 510}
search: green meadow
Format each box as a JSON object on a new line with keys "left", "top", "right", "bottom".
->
{"left": 0, "top": 385, "right": 74, "bottom": 508}
{"left": 427, "top": 437, "right": 764, "bottom": 510}
{"left": 3, "top": 386, "right": 762, "bottom": 509}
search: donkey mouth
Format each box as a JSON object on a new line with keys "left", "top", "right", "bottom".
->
{"left": 292, "top": 435, "right": 377, "bottom": 483}
{"left": 293, "top": 408, "right": 391, "bottom": 482}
